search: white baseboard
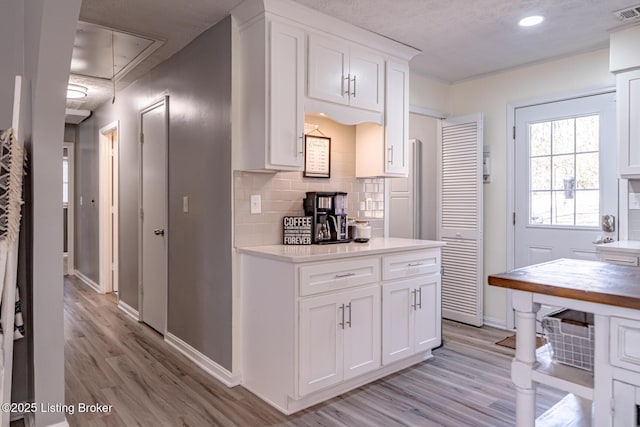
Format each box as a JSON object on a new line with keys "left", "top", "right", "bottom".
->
{"left": 73, "top": 270, "right": 102, "bottom": 294}
{"left": 117, "top": 300, "right": 140, "bottom": 321}
{"left": 165, "top": 332, "right": 241, "bottom": 387}
{"left": 483, "top": 316, "right": 510, "bottom": 331}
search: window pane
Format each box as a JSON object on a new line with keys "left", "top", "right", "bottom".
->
{"left": 575, "top": 190, "right": 599, "bottom": 227}
{"left": 530, "top": 191, "right": 550, "bottom": 225}
{"left": 552, "top": 154, "right": 575, "bottom": 190}
{"left": 576, "top": 152, "right": 599, "bottom": 190}
{"left": 530, "top": 157, "right": 551, "bottom": 190}
{"left": 530, "top": 122, "right": 551, "bottom": 156}
{"left": 552, "top": 191, "right": 574, "bottom": 225}
{"left": 63, "top": 187, "right": 68, "bottom": 205}
{"left": 552, "top": 119, "right": 575, "bottom": 155}
{"left": 576, "top": 115, "right": 599, "bottom": 153}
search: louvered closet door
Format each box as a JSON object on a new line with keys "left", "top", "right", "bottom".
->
{"left": 438, "top": 114, "right": 483, "bottom": 326}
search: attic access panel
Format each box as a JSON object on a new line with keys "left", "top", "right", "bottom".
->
{"left": 71, "top": 21, "right": 163, "bottom": 81}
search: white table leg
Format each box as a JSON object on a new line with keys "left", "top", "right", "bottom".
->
{"left": 512, "top": 291, "right": 539, "bottom": 427}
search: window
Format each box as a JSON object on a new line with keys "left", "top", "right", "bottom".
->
{"left": 528, "top": 115, "right": 599, "bottom": 227}
{"left": 63, "top": 153, "right": 69, "bottom": 207}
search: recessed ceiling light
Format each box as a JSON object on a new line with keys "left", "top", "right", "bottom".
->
{"left": 519, "top": 15, "right": 544, "bottom": 27}
{"left": 67, "top": 84, "right": 88, "bottom": 99}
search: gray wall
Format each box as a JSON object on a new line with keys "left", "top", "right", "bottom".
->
{"left": 76, "top": 17, "right": 233, "bottom": 369}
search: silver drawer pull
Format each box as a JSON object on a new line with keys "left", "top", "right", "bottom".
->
{"left": 408, "top": 262, "right": 424, "bottom": 267}
{"left": 335, "top": 272, "right": 356, "bottom": 279}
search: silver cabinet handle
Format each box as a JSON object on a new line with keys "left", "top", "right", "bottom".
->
{"left": 351, "top": 75, "right": 356, "bottom": 97}
{"left": 153, "top": 228, "right": 165, "bottom": 236}
{"left": 335, "top": 272, "right": 356, "bottom": 279}
{"left": 408, "top": 262, "right": 424, "bottom": 267}
{"left": 346, "top": 303, "right": 352, "bottom": 328}
{"left": 387, "top": 146, "right": 393, "bottom": 163}
{"left": 417, "top": 287, "right": 422, "bottom": 309}
{"left": 344, "top": 74, "right": 351, "bottom": 96}
{"left": 298, "top": 134, "right": 304, "bottom": 155}
{"left": 411, "top": 289, "right": 417, "bottom": 310}
{"left": 338, "top": 304, "right": 345, "bottom": 329}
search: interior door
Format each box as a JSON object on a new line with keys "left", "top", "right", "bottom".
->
{"left": 437, "top": 114, "right": 484, "bottom": 326}
{"left": 140, "top": 97, "right": 168, "bottom": 334}
{"left": 514, "top": 92, "right": 617, "bottom": 268}
{"left": 388, "top": 139, "right": 420, "bottom": 238}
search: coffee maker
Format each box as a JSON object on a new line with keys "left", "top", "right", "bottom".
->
{"left": 303, "top": 192, "right": 350, "bottom": 244}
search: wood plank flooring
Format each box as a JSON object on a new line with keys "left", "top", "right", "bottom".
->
{"left": 59, "top": 275, "right": 563, "bottom": 426}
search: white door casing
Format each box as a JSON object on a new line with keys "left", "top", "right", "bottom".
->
{"left": 514, "top": 92, "right": 617, "bottom": 269}
{"left": 139, "top": 97, "right": 169, "bottom": 334}
{"left": 437, "top": 114, "right": 484, "bottom": 327}
{"left": 99, "top": 122, "right": 119, "bottom": 294}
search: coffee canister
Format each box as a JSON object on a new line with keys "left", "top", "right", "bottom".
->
{"left": 354, "top": 220, "right": 371, "bottom": 243}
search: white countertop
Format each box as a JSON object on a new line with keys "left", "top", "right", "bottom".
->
{"left": 237, "top": 237, "right": 446, "bottom": 263}
{"left": 595, "top": 240, "right": 640, "bottom": 255}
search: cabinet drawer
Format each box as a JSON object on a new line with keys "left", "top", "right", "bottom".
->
{"left": 601, "top": 253, "right": 639, "bottom": 267}
{"left": 611, "top": 317, "right": 640, "bottom": 373}
{"left": 382, "top": 249, "right": 440, "bottom": 281}
{"left": 299, "top": 257, "right": 379, "bottom": 296}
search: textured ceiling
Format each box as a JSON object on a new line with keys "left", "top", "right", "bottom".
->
{"left": 69, "top": 0, "right": 637, "bottom": 114}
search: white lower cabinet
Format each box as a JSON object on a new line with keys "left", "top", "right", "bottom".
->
{"left": 382, "top": 275, "right": 441, "bottom": 365}
{"left": 299, "top": 284, "right": 380, "bottom": 396}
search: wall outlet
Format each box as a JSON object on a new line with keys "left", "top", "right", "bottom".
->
{"left": 250, "top": 194, "right": 261, "bottom": 214}
{"left": 183, "top": 196, "right": 189, "bottom": 213}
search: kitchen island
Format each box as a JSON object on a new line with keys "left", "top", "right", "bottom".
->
{"left": 489, "top": 258, "right": 640, "bottom": 427}
{"left": 238, "top": 238, "right": 445, "bottom": 414}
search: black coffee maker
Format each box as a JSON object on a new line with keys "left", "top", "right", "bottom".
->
{"left": 303, "top": 192, "right": 350, "bottom": 244}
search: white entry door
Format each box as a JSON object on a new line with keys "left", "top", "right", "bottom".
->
{"left": 514, "top": 92, "right": 617, "bottom": 268}
{"left": 140, "top": 97, "right": 168, "bottom": 334}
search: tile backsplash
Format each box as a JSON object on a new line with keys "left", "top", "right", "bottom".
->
{"left": 629, "top": 179, "right": 640, "bottom": 240}
{"left": 234, "top": 115, "right": 385, "bottom": 248}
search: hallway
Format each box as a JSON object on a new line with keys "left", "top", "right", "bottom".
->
{"left": 63, "top": 276, "right": 562, "bottom": 426}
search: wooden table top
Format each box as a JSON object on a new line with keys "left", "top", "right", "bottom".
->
{"left": 488, "top": 258, "right": 640, "bottom": 310}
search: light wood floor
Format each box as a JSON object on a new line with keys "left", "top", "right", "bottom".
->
{"left": 60, "top": 275, "right": 563, "bottom": 426}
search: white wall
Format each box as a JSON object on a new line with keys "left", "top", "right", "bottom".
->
{"left": 409, "top": 49, "right": 614, "bottom": 326}
{"left": 447, "top": 48, "right": 614, "bottom": 326}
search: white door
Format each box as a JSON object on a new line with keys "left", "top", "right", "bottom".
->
{"left": 298, "top": 292, "right": 343, "bottom": 396}
{"left": 514, "top": 92, "right": 617, "bottom": 268}
{"left": 389, "top": 139, "right": 420, "bottom": 238}
{"left": 269, "top": 21, "right": 304, "bottom": 168}
{"left": 437, "top": 114, "right": 484, "bottom": 326}
{"left": 140, "top": 98, "right": 168, "bottom": 334}
{"left": 307, "top": 34, "right": 349, "bottom": 106}
{"left": 348, "top": 49, "right": 384, "bottom": 112}
{"left": 381, "top": 280, "right": 413, "bottom": 365}
{"left": 385, "top": 60, "right": 409, "bottom": 175}
{"left": 342, "top": 285, "right": 380, "bottom": 380}
{"left": 414, "top": 275, "right": 441, "bottom": 352}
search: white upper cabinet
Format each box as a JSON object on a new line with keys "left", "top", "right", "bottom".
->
{"left": 235, "top": 15, "right": 305, "bottom": 171}
{"left": 618, "top": 70, "right": 640, "bottom": 178}
{"left": 384, "top": 60, "right": 410, "bottom": 175}
{"left": 308, "top": 34, "right": 385, "bottom": 113}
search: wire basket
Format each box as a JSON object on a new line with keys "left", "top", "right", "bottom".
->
{"left": 541, "top": 309, "right": 594, "bottom": 372}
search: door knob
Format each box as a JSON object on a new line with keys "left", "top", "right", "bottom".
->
{"left": 153, "top": 228, "right": 165, "bottom": 236}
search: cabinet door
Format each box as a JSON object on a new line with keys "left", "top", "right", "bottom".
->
{"left": 298, "top": 292, "right": 344, "bottom": 396}
{"left": 308, "top": 34, "right": 349, "bottom": 106}
{"left": 382, "top": 280, "right": 414, "bottom": 365}
{"left": 343, "top": 285, "right": 381, "bottom": 380}
{"left": 385, "top": 60, "right": 409, "bottom": 175}
{"left": 269, "top": 20, "right": 305, "bottom": 168}
{"left": 618, "top": 70, "right": 640, "bottom": 177}
{"left": 348, "top": 49, "right": 384, "bottom": 112}
{"left": 414, "top": 275, "right": 441, "bottom": 353}
{"left": 612, "top": 380, "right": 640, "bottom": 426}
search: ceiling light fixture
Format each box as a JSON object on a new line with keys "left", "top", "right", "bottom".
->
{"left": 519, "top": 15, "right": 544, "bottom": 27}
{"left": 66, "top": 84, "right": 88, "bottom": 99}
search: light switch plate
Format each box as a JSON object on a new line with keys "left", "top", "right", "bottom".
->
{"left": 250, "top": 194, "right": 261, "bottom": 214}
{"left": 183, "top": 196, "right": 189, "bottom": 213}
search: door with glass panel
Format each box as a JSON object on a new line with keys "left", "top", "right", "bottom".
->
{"left": 514, "top": 92, "right": 617, "bottom": 269}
